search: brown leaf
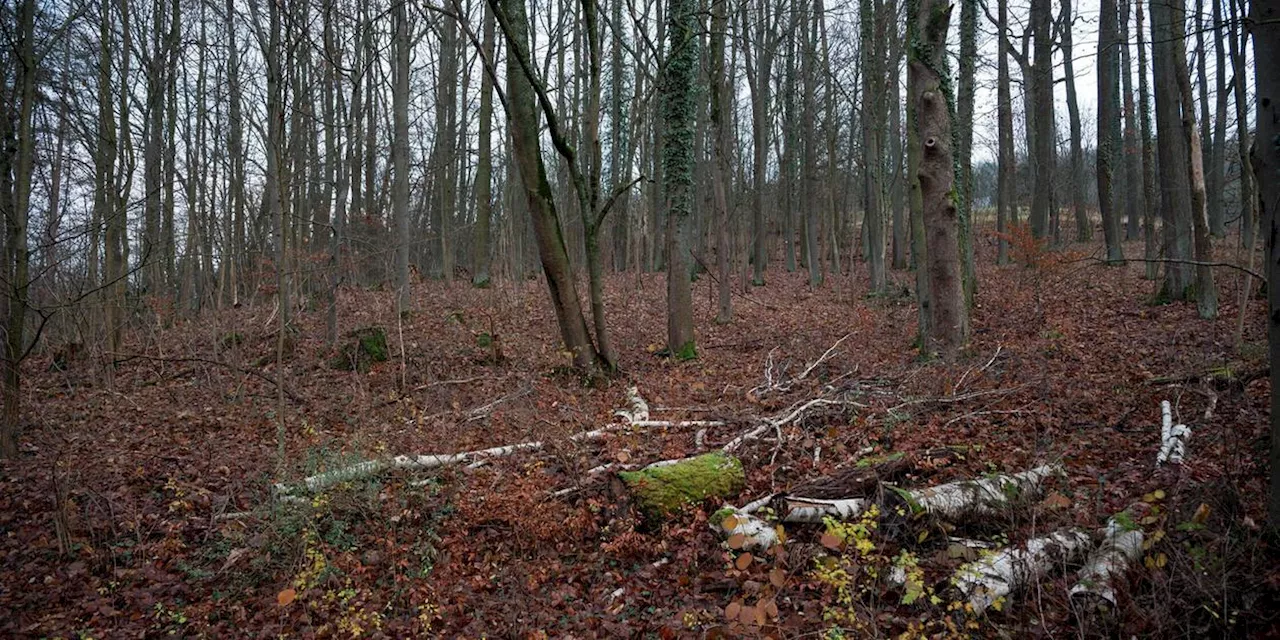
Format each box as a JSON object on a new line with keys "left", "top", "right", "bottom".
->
{"left": 738, "top": 604, "right": 758, "bottom": 625}
{"left": 769, "top": 568, "right": 786, "bottom": 587}
{"left": 724, "top": 601, "right": 741, "bottom": 621}
{"left": 721, "top": 514, "right": 740, "bottom": 531}
{"left": 820, "top": 532, "right": 843, "bottom": 550}
{"left": 735, "top": 552, "right": 754, "bottom": 570}
{"left": 1043, "top": 492, "right": 1071, "bottom": 509}
{"left": 277, "top": 588, "right": 297, "bottom": 607}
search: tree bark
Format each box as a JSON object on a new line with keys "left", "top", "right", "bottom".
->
{"left": 995, "top": 0, "right": 1014, "bottom": 265}
{"left": 1137, "top": 0, "right": 1159, "bottom": 279}
{"left": 1097, "top": 0, "right": 1125, "bottom": 263}
{"left": 1151, "top": 0, "right": 1194, "bottom": 297}
{"left": 1029, "top": 0, "right": 1055, "bottom": 240}
{"left": 663, "top": 0, "right": 698, "bottom": 358}
{"left": 1061, "top": 0, "right": 1091, "bottom": 242}
{"left": 911, "top": 0, "right": 967, "bottom": 358}
{"left": 494, "top": 0, "right": 604, "bottom": 378}
{"left": 1255, "top": 0, "right": 1280, "bottom": 528}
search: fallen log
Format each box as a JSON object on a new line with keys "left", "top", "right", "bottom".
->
{"left": 1069, "top": 513, "right": 1145, "bottom": 606}
{"left": 953, "top": 528, "right": 1093, "bottom": 613}
{"left": 618, "top": 452, "right": 746, "bottom": 519}
{"left": 903, "top": 464, "right": 1063, "bottom": 520}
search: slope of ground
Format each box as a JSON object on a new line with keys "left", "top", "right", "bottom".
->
{"left": 1, "top": 236, "right": 1277, "bottom": 638}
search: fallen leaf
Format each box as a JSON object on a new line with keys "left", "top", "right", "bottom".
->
{"left": 277, "top": 588, "right": 297, "bottom": 607}
{"left": 735, "top": 552, "right": 754, "bottom": 571}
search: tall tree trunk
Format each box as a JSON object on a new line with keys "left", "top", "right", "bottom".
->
{"left": 1151, "top": 0, "right": 1195, "bottom": 299}
{"left": 911, "top": 0, "right": 966, "bottom": 358}
{"left": 1253, "top": 0, "right": 1280, "bottom": 529}
{"left": 1029, "top": 0, "right": 1055, "bottom": 239}
{"left": 473, "top": 6, "right": 497, "bottom": 287}
{"left": 710, "top": 0, "right": 733, "bottom": 321}
{"left": 995, "top": 0, "right": 1014, "bottom": 265}
{"left": 956, "top": 0, "right": 977, "bottom": 298}
{"left": 1206, "top": 0, "right": 1227, "bottom": 237}
{"left": 663, "top": 0, "right": 698, "bottom": 358}
{"left": 1170, "top": 0, "right": 1217, "bottom": 317}
{"left": 1120, "top": 0, "right": 1144, "bottom": 241}
{"left": 862, "top": 0, "right": 886, "bottom": 293}
{"left": 889, "top": 18, "right": 908, "bottom": 271}
{"left": 1097, "top": 0, "right": 1125, "bottom": 263}
{"left": 494, "top": 0, "right": 603, "bottom": 378}
{"left": 743, "top": 0, "right": 774, "bottom": 285}
{"left": 1061, "top": 0, "right": 1090, "bottom": 242}
{"left": 393, "top": 0, "right": 411, "bottom": 312}
{"left": 1230, "top": 0, "right": 1254, "bottom": 251}
{"left": 1137, "top": 0, "right": 1159, "bottom": 279}
{"left": 0, "top": 0, "right": 35, "bottom": 458}
{"left": 802, "top": 0, "right": 823, "bottom": 288}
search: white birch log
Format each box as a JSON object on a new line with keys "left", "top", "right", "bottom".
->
{"left": 953, "top": 528, "right": 1093, "bottom": 613}
{"left": 614, "top": 385, "right": 651, "bottom": 423}
{"left": 906, "top": 464, "right": 1063, "bottom": 520}
{"left": 777, "top": 496, "right": 869, "bottom": 523}
{"left": 1157, "top": 400, "right": 1191, "bottom": 465}
{"left": 716, "top": 507, "right": 779, "bottom": 551}
{"left": 1069, "top": 517, "right": 1145, "bottom": 605}
{"left": 277, "top": 426, "right": 616, "bottom": 496}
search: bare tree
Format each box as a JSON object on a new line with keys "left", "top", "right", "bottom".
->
{"left": 1253, "top": 0, "right": 1280, "bottom": 527}
{"left": 663, "top": 0, "right": 697, "bottom": 358}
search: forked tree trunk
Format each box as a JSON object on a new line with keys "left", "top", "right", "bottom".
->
{"left": 496, "top": 0, "right": 604, "bottom": 379}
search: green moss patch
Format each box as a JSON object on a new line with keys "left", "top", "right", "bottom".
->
{"left": 329, "top": 326, "right": 389, "bottom": 372}
{"left": 619, "top": 452, "right": 745, "bottom": 520}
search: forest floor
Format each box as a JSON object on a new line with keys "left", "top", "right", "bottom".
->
{"left": 2, "top": 233, "right": 1279, "bottom": 638}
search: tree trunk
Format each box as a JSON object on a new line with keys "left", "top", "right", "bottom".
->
{"left": 710, "top": 0, "right": 733, "bottom": 321}
{"left": 1170, "top": 0, "right": 1217, "bottom": 317}
{"left": 1230, "top": 0, "right": 1254, "bottom": 251}
{"left": 1120, "top": 0, "right": 1144, "bottom": 241}
{"left": 956, "top": 0, "right": 977, "bottom": 301}
{"left": 862, "top": 0, "right": 886, "bottom": 293}
{"left": 1030, "top": 0, "right": 1055, "bottom": 240}
{"left": 1061, "top": 0, "right": 1091, "bottom": 242}
{"left": 0, "top": 0, "right": 35, "bottom": 458}
{"left": 911, "top": 0, "right": 967, "bottom": 358}
{"left": 1151, "top": 0, "right": 1193, "bottom": 297}
{"left": 393, "top": 0, "right": 411, "bottom": 312}
{"left": 1253, "top": 0, "right": 1280, "bottom": 528}
{"left": 663, "top": 0, "right": 698, "bottom": 358}
{"left": 496, "top": 0, "right": 604, "bottom": 378}
{"left": 995, "top": 0, "right": 1014, "bottom": 265}
{"left": 1137, "top": 0, "right": 1159, "bottom": 280}
{"left": 1097, "top": 0, "right": 1125, "bottom": 263}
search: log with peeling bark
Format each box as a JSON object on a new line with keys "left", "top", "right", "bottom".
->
{"left": 905, "top": 464, "right": 1063, "bottom": 520}
{"left": 1157, "top": 400, "right": 1191, "bottom": 465}
{"left": 1070, "top": 515, "right": 1145, "bottom": 606}
{"left": 953, "top": 528, "right": 1093, "bottom": 613}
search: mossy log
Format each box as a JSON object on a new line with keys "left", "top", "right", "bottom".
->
{"left": 618, "top": 452, "right": 745, "bottom": 519}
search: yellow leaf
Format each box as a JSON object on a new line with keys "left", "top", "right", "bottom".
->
{"left": 1192, "top": 503, "right": 1211, "bottom": 524}
{"left": 1156, "top": 552, "right": 1168, "bottom": 568}
{"left": 721, "top": 514, "right": 740, "bottom": 531}
{"left": 277, "top": 588, "right": 297, "bottom": 607}
{"left": 917, "top": 529, "right": 930, "bottom": 543}
{"left": 1153, "top": 489, "right": 1166, "bottom": 500}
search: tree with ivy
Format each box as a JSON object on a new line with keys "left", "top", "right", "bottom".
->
{"left": 662, "top": 0, "right": 698, "bottom": 359}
